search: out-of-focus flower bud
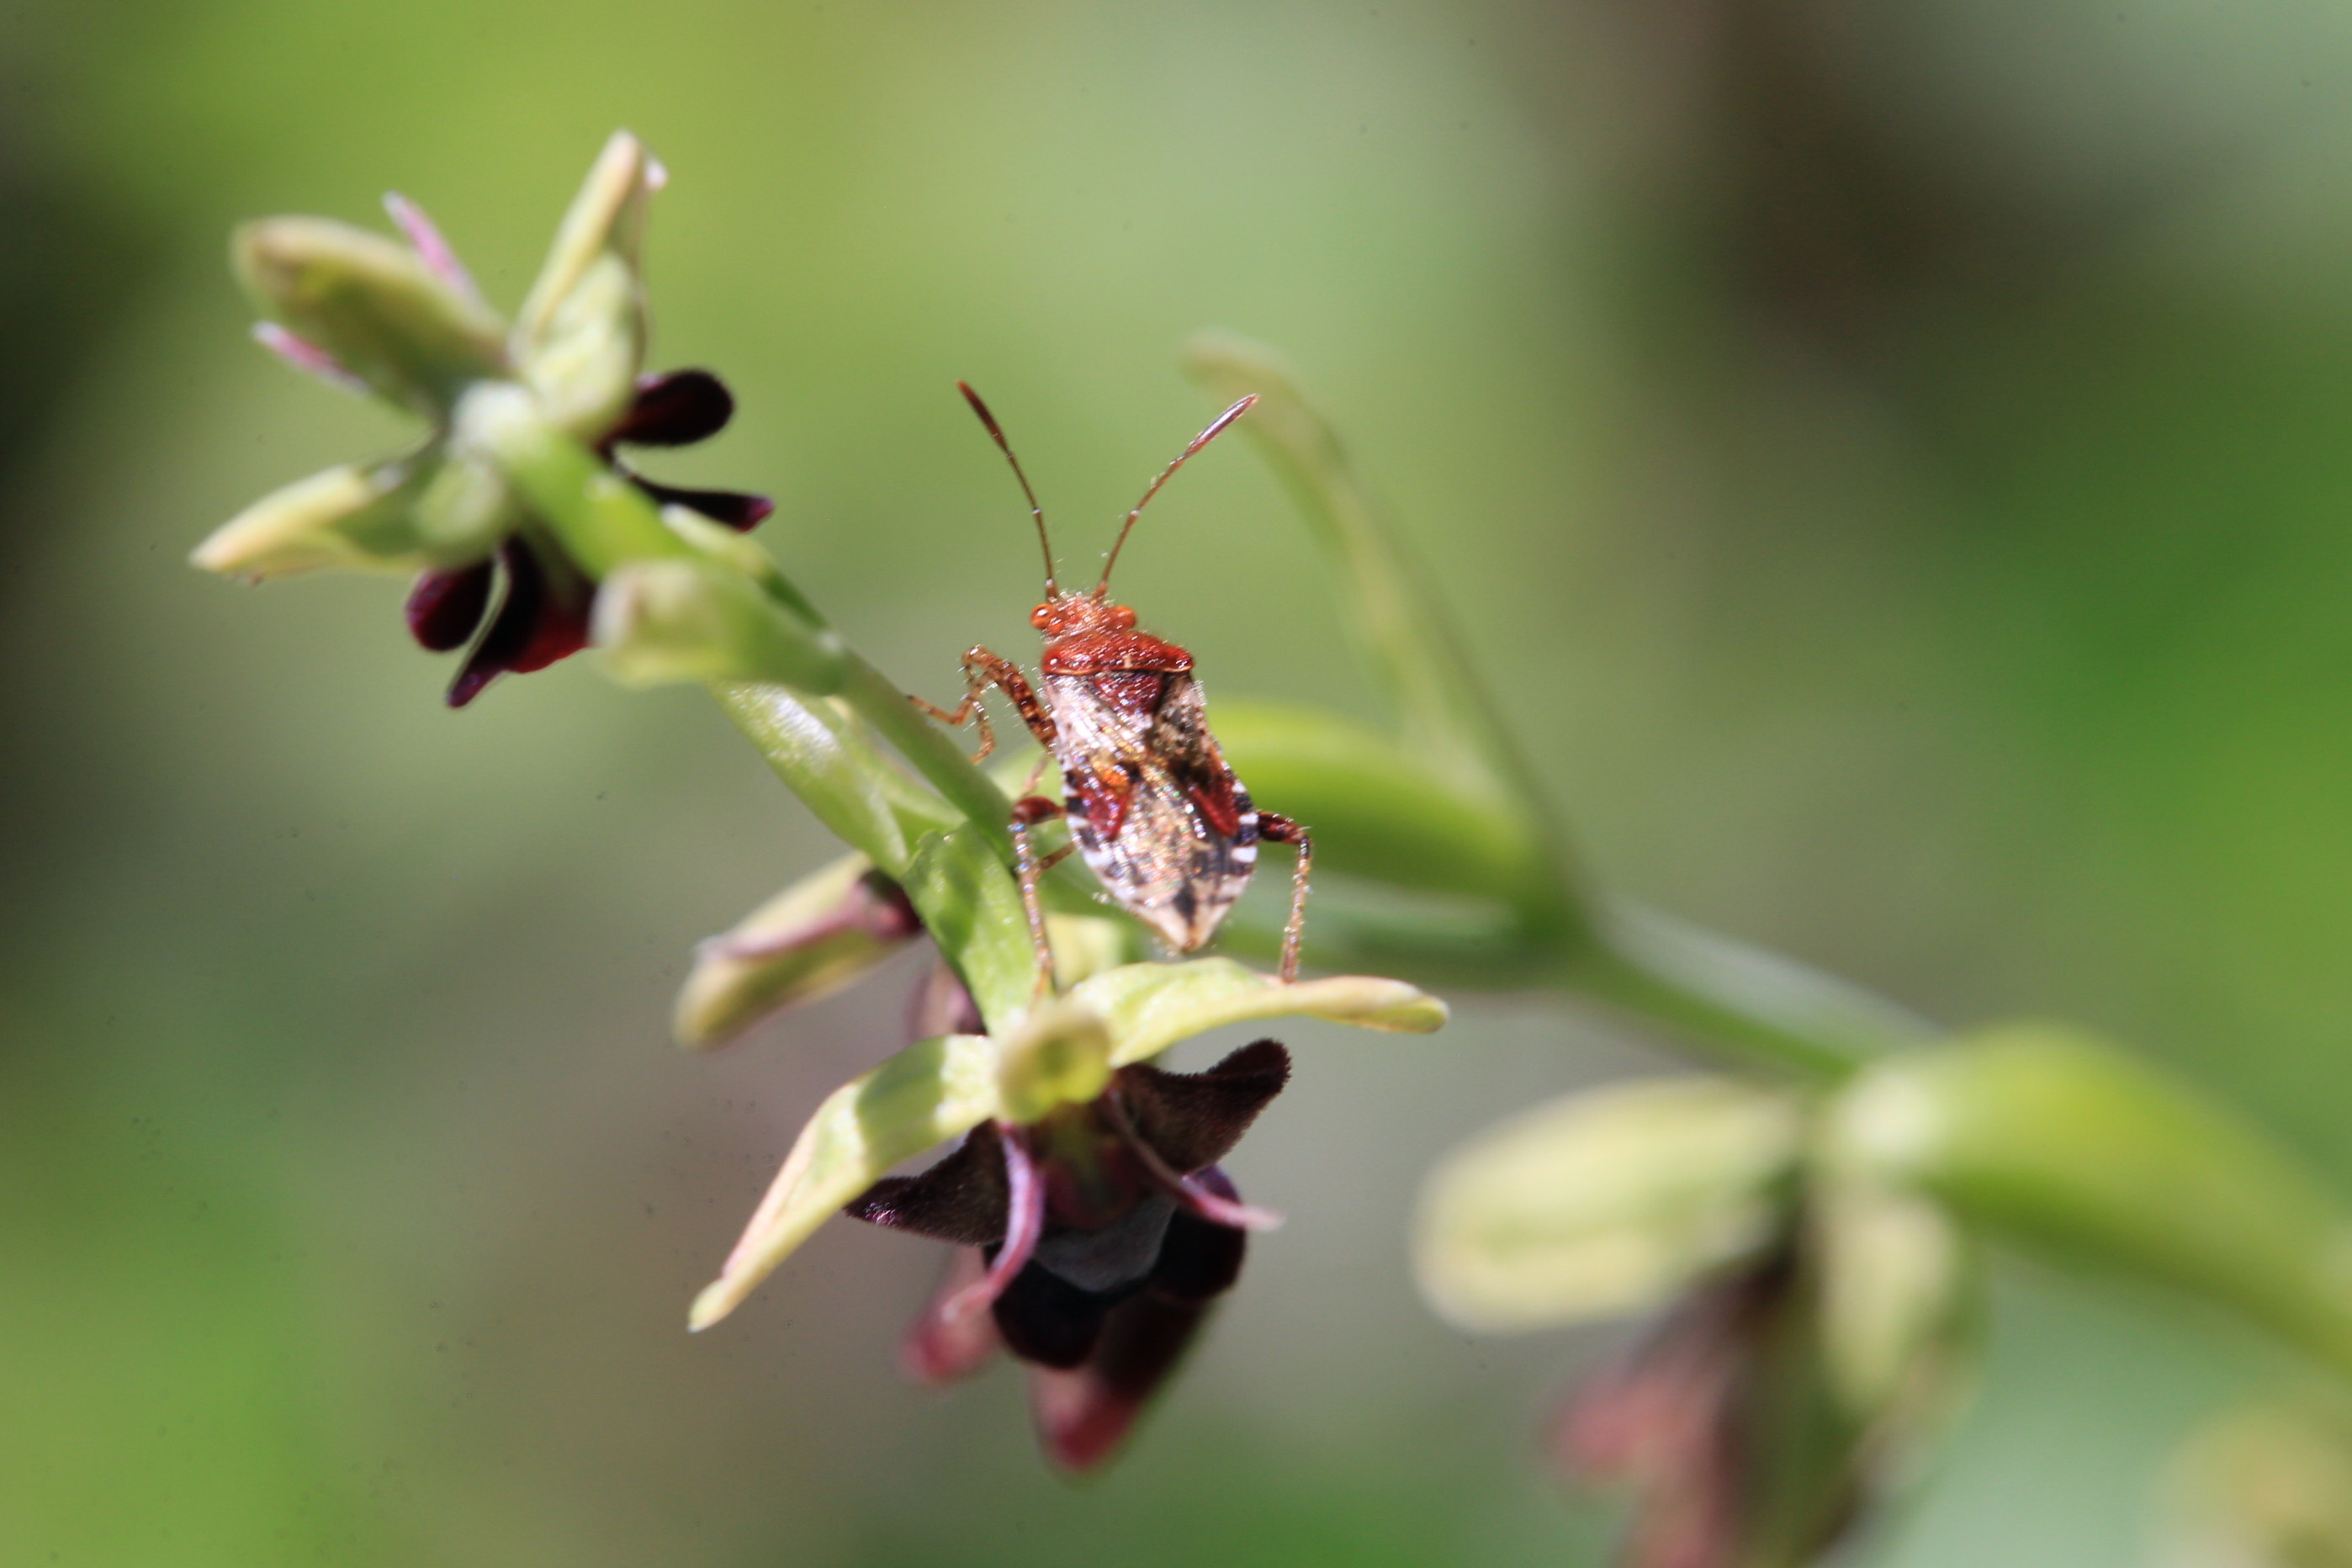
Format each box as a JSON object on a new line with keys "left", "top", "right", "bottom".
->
{"left": 671, "top": 854, "right": 921, "bottom": 1047}
{"left": 199, "top": 134, "right": 776, "bottom": 710}
{"left": 2162, "top": 1397, "right": 2352, "bottom": 1568}
{"left": 1820, "top": 1025, "right": 2352, "bottom": 1377}
{"left": 1414, "top": 1076, "right": 1803, "bottom": 1332}
{"left": 232, "top": 216, "right": 507, "bottom": 417}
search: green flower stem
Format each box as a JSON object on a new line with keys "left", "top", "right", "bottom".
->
{"left": 1566, "top": 900, "right": 1936, "bottom": 1081}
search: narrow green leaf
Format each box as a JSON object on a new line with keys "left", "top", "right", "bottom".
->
{"left": 1413, "top": 1075, "right": 1801, "bottom": 1332}
{"left": 1182, "top": 333, "right": 1538, "bottom": 815}
{"left": 900, "top": 823, "right": 1039, "bottom": 1032}
{"left": 711, "top": 683, "right": 956, "bottom": 875}
{"left": 593, "top": 559, "right": 848, "bottom": 692}
{"left": 1823, "top": 1025, "right": 2352, "bottom": 1379}
{"left": 1068, "top": 956, "right": 1448, "bottom": 1068}
{"left": 688, "top": 1032, "right": 1001, "bottom": 1331}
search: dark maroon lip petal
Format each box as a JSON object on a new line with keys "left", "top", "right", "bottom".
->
{"left": 1115, "top": 1040, "right": 1290, "bottom": 1174}
{"left": 404, "top": 560, "right": 495, "bottom": 652}
{"left": 1030, "top": 1291, "right": 1215, "bottom": 1471}
{"left": 989, "top": 1260, "right": 1116, "bottom": 1370}
{"left": 626, "top": 475, "right": 774, "bottom": 531}
{"left": 1147, "top": 1177, "right": 1249, "bottom": 1301}
{"left": 608, "top": 368, "right": 735, "bottom": 448}
{"left": 504, "top": 543, "right": 594, "bottom": 675}
{"left": 442, "top": 541, "right": 595, "bottom": 707}
{"left": 446, "top": 543, "right": 546, "bottom": 708}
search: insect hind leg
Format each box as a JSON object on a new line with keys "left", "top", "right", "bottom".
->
{"left": 1257, "top": 813, "right": 1313, "bottom": 984}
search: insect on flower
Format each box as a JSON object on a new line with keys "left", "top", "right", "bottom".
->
{"left": 914, "top": 385, "right": 1313, "bottom": 987}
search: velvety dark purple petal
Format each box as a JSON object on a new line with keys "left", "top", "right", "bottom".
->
{"left": 445, "top": 541, "right": 593, "bottom": 708}
{"left": 404, "top": 560, "right": 493, "bottom": 651}
{"left": 608, "top": 369, "right": 734, "bottom": 447}
{"left": 1115, "top": 1039, "right": 1290, "bottom": 1174}
{"left": 1147, "top": 1168, "right": 1248, "bottom": 1302}
{"left": 845, "top": 1123, "right": 1009, "bottom": 1246}
{"left": 989, "top": 1260, "right": 1115, "bottom": 1371}
{"left": 627, "top": 475, "right": 774, "bottom": 532}
{"left": 1028, "top": 1291, "right": 1213, "bottom": 1471}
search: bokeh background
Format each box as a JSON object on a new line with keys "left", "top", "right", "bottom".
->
{"left": 7, "top": 1, "right": 2352, "bottom": 1562}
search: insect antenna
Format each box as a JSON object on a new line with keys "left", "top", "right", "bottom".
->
{"left": 1094, "top": 395, "right": 1258, "bottom": 596}
{"left": 957, "top": 382, "right": 1058, "bottom": 596}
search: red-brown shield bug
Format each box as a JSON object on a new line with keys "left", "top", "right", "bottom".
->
{"left": 913, "top": 384, "right": 1312, "bottom": 991}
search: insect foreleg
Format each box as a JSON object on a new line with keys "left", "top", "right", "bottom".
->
{"left": 908, "top": 647, "right": 1056, "bottom": 764}
{"left": 1257, "top": 813, "right": 1313, "bottom": 984}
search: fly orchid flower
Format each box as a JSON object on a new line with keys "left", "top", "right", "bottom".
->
{"left": 193, "top": 132, "right": 771, "bottom": 707}
{"left": 688, "top": 957, "right": 1446, "bottom": 1469}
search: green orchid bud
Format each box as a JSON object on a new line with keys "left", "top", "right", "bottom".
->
{"left": 591, "top": 558, "right": 849, "bottom": 692}
{"left": 1822, "top": 1025, "right": 2352, "bottom": 1378}
{"left": 189, "top": 457, "right": 432, "bottom": 578}
{"left": 512, "top": 130, "right": 658, "bottom": 437}
{"left": 1412, "top": 1075, "right": 1803, "bottom": 1333}
{"left": 232, "top": 217, "right": 506, "bottom": 417}
{"left": 671, "top": 855, "right": 923, "bottom": 1047}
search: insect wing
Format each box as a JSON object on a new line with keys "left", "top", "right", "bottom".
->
{"left": 1045, "top": 671, "right": 1258, "bottom": 952}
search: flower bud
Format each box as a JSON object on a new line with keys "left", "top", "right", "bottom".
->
{"left": 671, "top": 855, "right": 921, "bottom": 1046}
{"left": 232, "top": 216, "right": 506, "bottom": 416}
{"left": 1413, "top": 1075, "right": 1802, "bottom": 1332}
{"left": 513, "top": 130, "right": 659, "bottom": 437}
{"left": 189, "top": 458, "right": 431, "bottom": 578}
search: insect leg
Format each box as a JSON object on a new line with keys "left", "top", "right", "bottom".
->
{"left": 1257, "top": 813, "right": 1314, "bottom": 984}
{"left": 1010, "top": 794, "right": 1066, "bottom": 1000}
{"left": 908, "top": 647, "right": 1057, "bottom": 763}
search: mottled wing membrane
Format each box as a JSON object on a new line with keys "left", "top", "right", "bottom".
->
{"left": 1045, "top": 671, "right": 1258, "bottom": 951}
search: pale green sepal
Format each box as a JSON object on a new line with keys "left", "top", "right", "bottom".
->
{"left": 515, "top": 130, "right": 654, "bottom": 372}
{"left": 671, "top": 853, "right": 916, "bottom": 1047}
{"left": 1068, "top": 956, "right": 1448, "bottom": 1069}
{"left": 688, "top": 1032, "right": 1000, "bottom": 1331}
{"left": 1811, "top": 1184, "right": 1973, "bottom": 1421}
{"left": 592, "top": 559, "right": 848, "bottom": 692}
{"left": 191, "top": 458, "right": 429, "bottom": 577}
{"left": 901, "top": 824, "right": 1038, "bottom": 1032}
{"left": 234, "top": 217, "right": 506, "bottom": 416}
{"left": 1412, "top": 1075, "right": 1800, "bottom": 1333}
{"left": 995, "top": 996, "right": 1114, "bottom": 1125}
{"left": 711, "top": 684, "right": 957, "bottom": 876}
{"left": 1823, "top": 1026, "right": 2352, "bottom": 1378}
{"left": 661, "top": 504, "right": 790, "bottom": 587}
{"left": 520, "top": 249, "right": 639, "bottom": 438}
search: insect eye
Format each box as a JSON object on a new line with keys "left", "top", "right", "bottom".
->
{"left": 1030, "top": 604, "right": 1053, "bottom": 629}
{"left": 1110, "top": 606, "right": 1136, "bottom": 629}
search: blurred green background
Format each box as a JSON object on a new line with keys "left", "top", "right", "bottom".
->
{"left": 7, "top": 0, "right": 2352, "bottom": 1562}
